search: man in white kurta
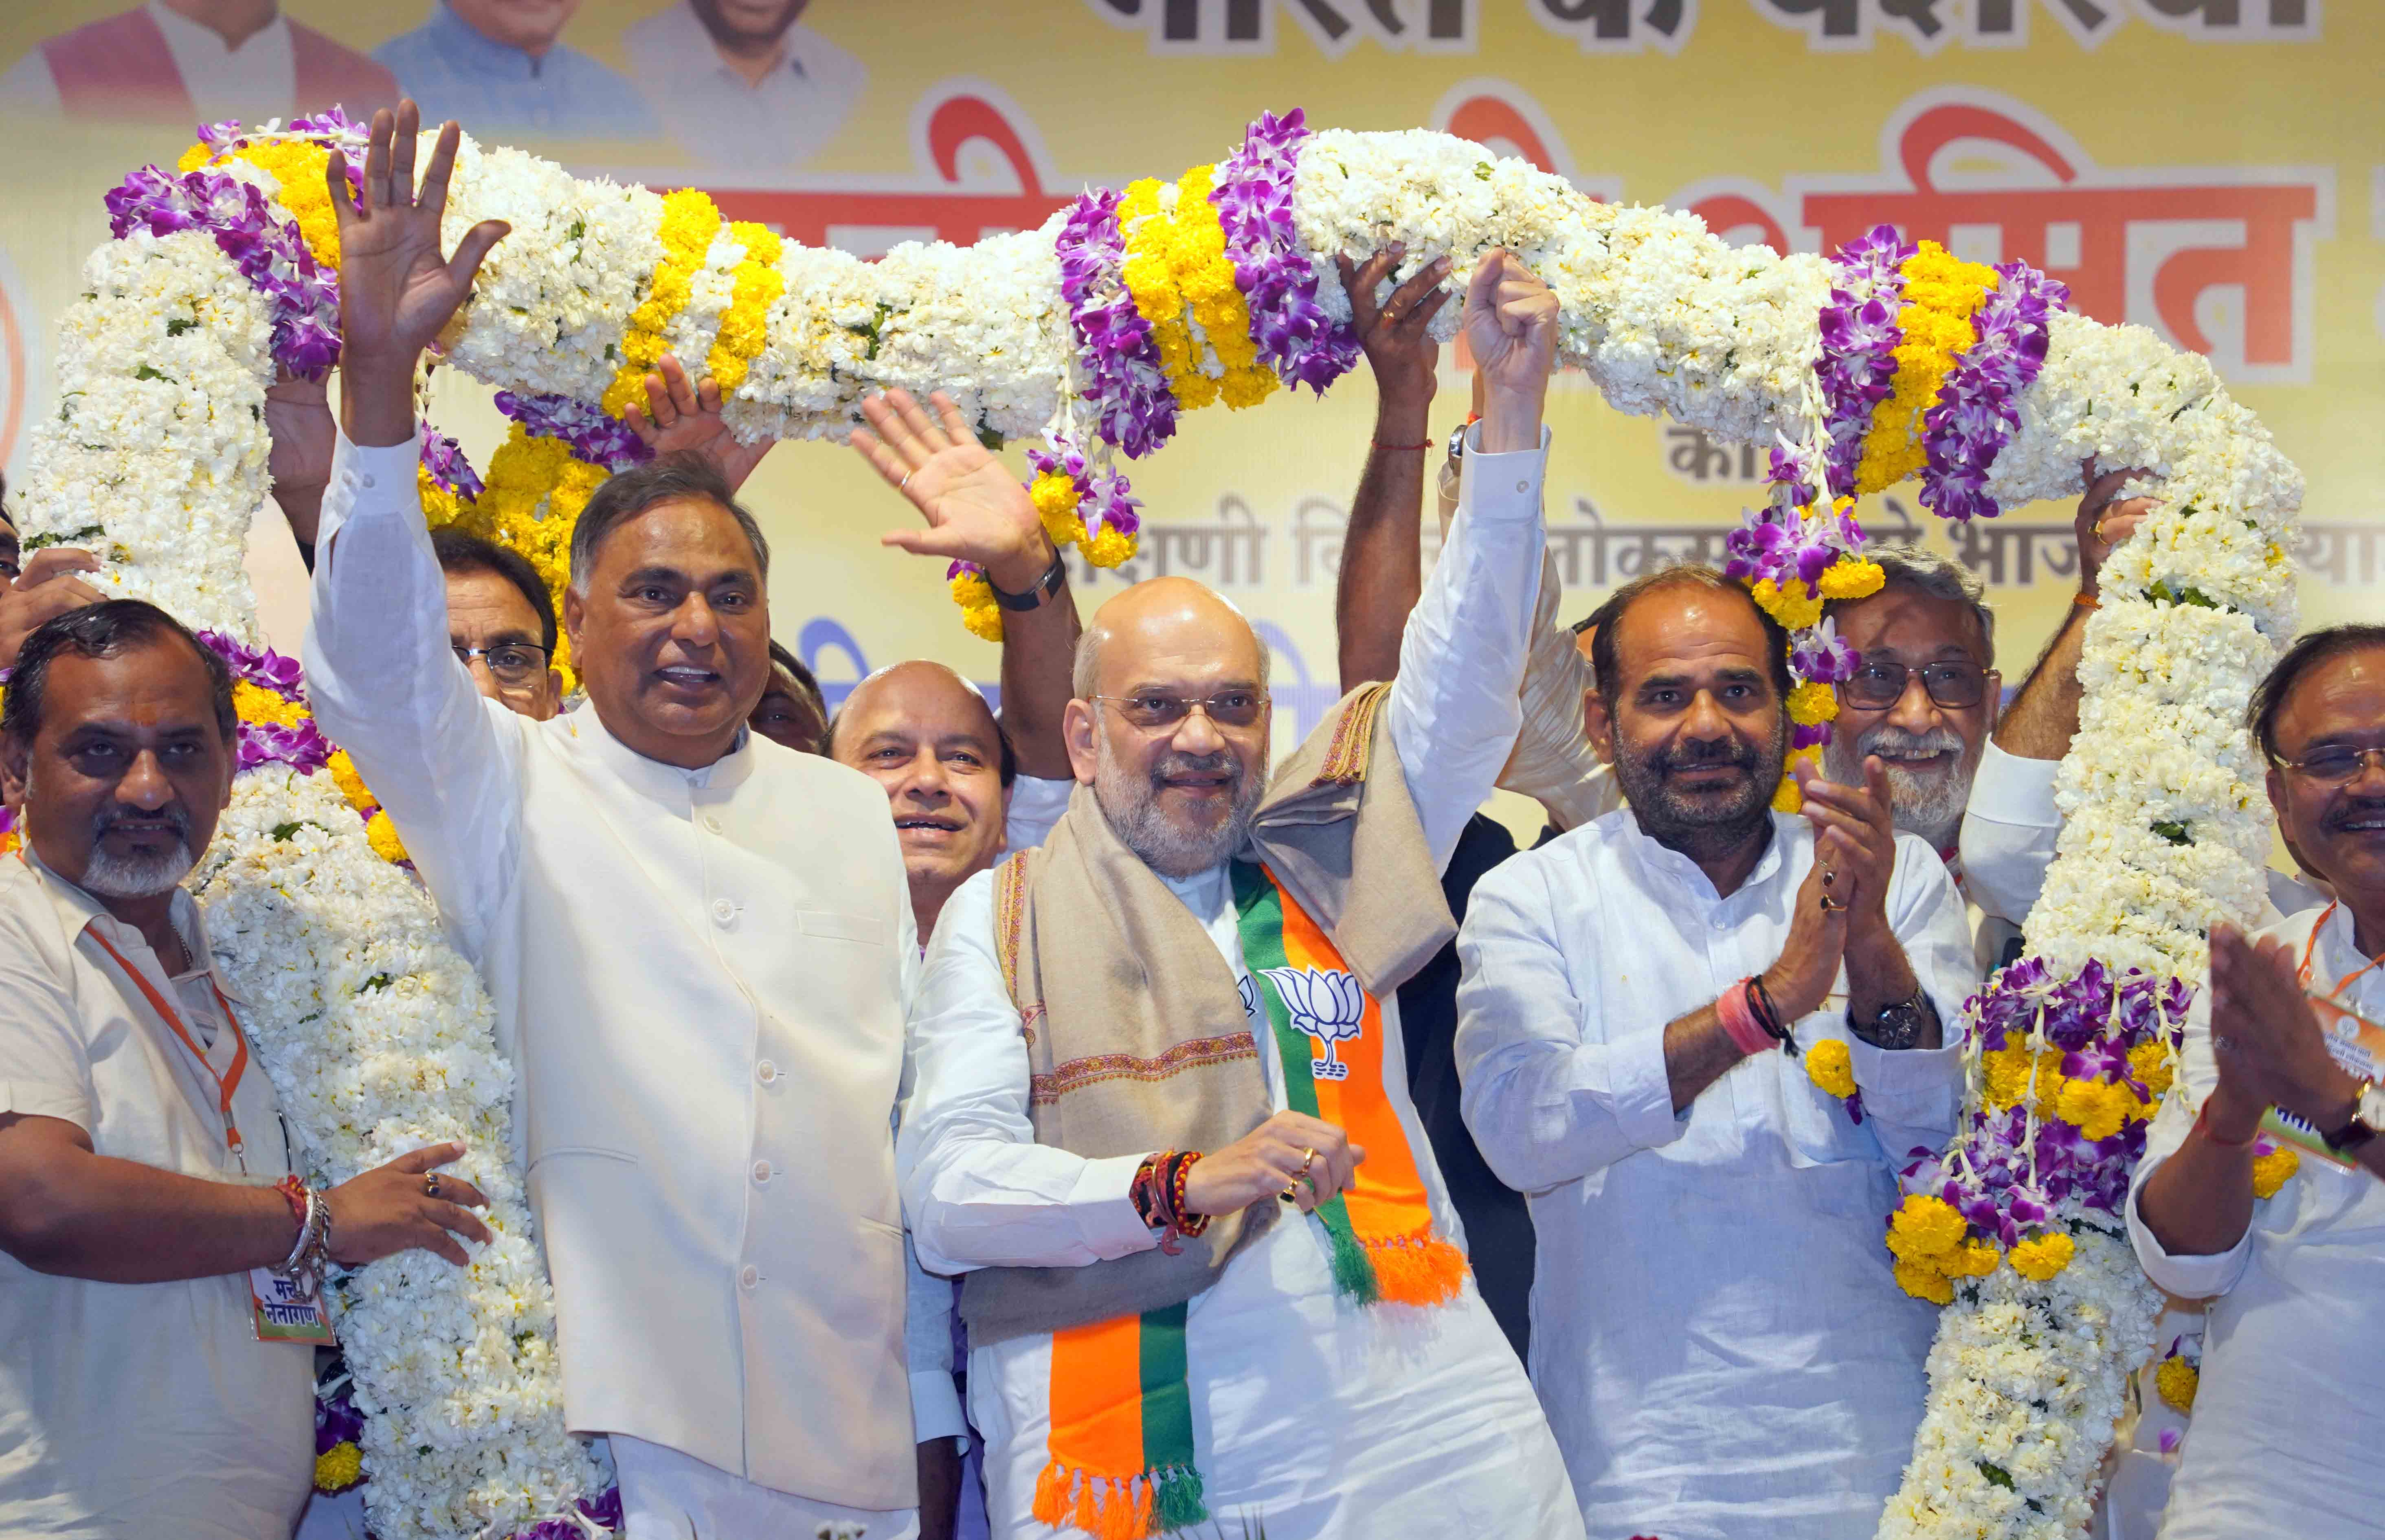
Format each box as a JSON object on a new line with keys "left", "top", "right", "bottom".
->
{"left": 1456, "top": 568, "right": 1974, "bottom": 1540}
{"left": 299, "top": 110, "right": 951, "bottom": 1538}
{"left": 898, "top": 253, "right": 1582, "bottom": 1539}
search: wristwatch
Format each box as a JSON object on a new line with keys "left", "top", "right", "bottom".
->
{"left": 1855, "top": 988, "right": 1933, "bottom": 1051}
{"left": 988, "top": 546, "right": 1069, "bottom": 611}
{"left": 1446, "top": 421, "right": 1470, "bottom": 464}
{"left": 2322, "top": 1079, "right": 2385, "bottom": 1156}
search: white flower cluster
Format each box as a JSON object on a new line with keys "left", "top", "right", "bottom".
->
{"left": 9, "top": 229, "right": 270, "bottom": 639}
{"left": 199, "top": 768, "right": 611, "bottom": 1540}
{"left": 658, "top": 223, "right": 750, "bottom": 386}
{"left": 1880, "top": 1226, "right": 2162, "bottom": 1540}
{"left": 437, "top": 134, "right": 665, "bottom": 405}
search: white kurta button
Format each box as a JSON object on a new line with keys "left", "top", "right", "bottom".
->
{"left": 755, "top": 1059, "right": 778, "bottom": 1085}
{"left": 703, "top": 814, "right": 723, "bottom": 834}
{"left": 738, "top": 1264, "right": 759, "bottom": 1290}
{"left": 360, "top": 473, "right": 377, "bottom": 489}
{"left": 1516, "top": 479, "right": 1529, "bottom": 493}
{"left": 751, "top": 1159, "right": 773, "bottom": 1185}
{"left": 712, "top": 898, "right": 735, "bottom": 926}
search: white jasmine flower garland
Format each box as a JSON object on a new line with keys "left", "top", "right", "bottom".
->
{"left": 25, "top": 110, "right": 2305, "bottom": 1540}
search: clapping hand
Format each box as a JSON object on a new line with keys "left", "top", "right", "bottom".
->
{"left": 1794, "top": 755, "right": 1900, "bottom": 936}
{"left": 1463, "top": 249, "right": 1559, "bottom": 454}
{"left": 325, "top": 101, "right": 510, "bottom": 446}
{"left": 850, "top": 389, "right": 1056, "bottom": 593}
{"left": 626, "top": 354, "right": 775, "bottom": 492}
{"left": 2209, "top": 923, "right": 2356, "bottom": 1132}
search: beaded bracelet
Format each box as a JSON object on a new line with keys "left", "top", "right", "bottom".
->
{"left": 1167, "top": 1152, "right": 1210, "bottom": 1238}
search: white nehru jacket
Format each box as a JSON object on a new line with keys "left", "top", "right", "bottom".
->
{"left": 305, "top": 434, "right": 931, "bottom": 1513}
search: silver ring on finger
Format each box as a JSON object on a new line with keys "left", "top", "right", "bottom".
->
{"left": 900, "top": 470, "right": 913, "bottom": 491}
{"left": 2214, "top": 1035, "right": 2238, "bottom": 1053}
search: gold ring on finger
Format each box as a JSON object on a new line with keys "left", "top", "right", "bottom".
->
{"left": 424, "top": 1173, "right": 441, "bottom": 1199}
{"left": 1280, "top": 1184, "right": 1301, "bottom": 1204}
{"left": 2092, "top": 516, "right": 2107, "bottom": 541}
{"left": 1298, "top": 1147, "right": 1317, "bottom": 1177}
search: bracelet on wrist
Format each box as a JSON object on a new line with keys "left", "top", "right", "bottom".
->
{"left": 1371, "top": 437, "right": 1431, "bottom": 453}
{"left": 986, "top": 546, "right": 1068, "bottom": 612}
{"left": 2194, "top": 1099, "right": 2259, "bottom": 1149}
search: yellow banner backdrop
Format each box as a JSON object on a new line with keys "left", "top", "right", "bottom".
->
{"left": 2, "top": 0, "right": 2375, "bottom": 772}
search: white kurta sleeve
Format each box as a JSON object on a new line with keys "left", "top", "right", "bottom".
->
{"left": 1958, "top": 742, "right": 2061, "bottom": 931}
{"left": 902, "top": 1233, "right": 968, "bottom": 1446}
{"left": 2126, "top": 1016, "right": 2256, "bottom": 1299}
{"left": 1386, "top": 424, "right": 1550, "bottom": 872}
{"left": 1002, "top": 775, "right": 1075, "bottom": 856}
{"left": 897, "top": 869, "right": 1160, "bottom": 1275}
{"left": 301, "top": 431, "right": 525, "bottom": 958}
{"left": 1844, "top": 836, "right": 1974, "bottom": 1168}
{"left": 1454, "top": 851, "right": 1688, "bottom": 1194}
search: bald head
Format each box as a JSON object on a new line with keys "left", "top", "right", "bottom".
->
{"left": 830, "top": 657, "right": 1017, "bottom": 936}
{"left": 1072, "top": 577, "right": 1269, "bottom": 700}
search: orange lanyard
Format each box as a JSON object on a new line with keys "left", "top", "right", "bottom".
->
{"left": 2297, "top": 901, "right": 2385, "bottom": 1000}
{"left": 87, "top": 924, "right": 251, "bottom": 1171}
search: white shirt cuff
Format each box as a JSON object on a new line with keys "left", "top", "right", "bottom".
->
{"left": 2125, "top": 1146, "right": 2255, "bottom": 1300}
{"left": 1456, "top": 421, "right": 1553, "bottom": 523}
{"left": 1965, "top": 740, "right": 2060, "bottom": 830}
{"left": 315, "top": 432, "right": 426, "bottom": 553}
{"left": 907, "top": 1369, "right": 968, "bottom": 1446}
{"left": 1070, "top": 1152, "right": 1162, "bottom": 1259}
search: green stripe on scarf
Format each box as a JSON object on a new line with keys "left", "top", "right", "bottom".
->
{"left": 1231, "top": 861, "right": 1379, "bottom": 1305}
{"left": 1137, "top": 1302, "right": 1206, "bottom": 1530}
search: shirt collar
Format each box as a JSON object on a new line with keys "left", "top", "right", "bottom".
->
{"left": 146, "top": 0, "right": 290, "bottom": 60}
{"left": 565, "top": 700, "right": 753, "bottom": 802}
{"left": 424, "top": 0, "right": 547, "bottom": 79}
{"left": 1615, "top": 809, "right": 1791, "bottom": 903}
{"left": 19, "top": 844, "right": 248, "bottom": 1005}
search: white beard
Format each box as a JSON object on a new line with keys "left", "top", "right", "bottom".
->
{"left": 1827, "top": 723, "right": 1980, "bottom": 851}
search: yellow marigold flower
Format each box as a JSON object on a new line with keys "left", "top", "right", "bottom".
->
{"left": 1805, "top": 1038, "right": 1857, "bottom": 1100}
{"left": 232, "top": 679, "right": 309, "bottom": 729}
{"left": 1750, "top": 577, "right": 1825, "bottom": 631}
{"left": 1081, "top": 526, "right": 1137, "bottom": 569}
{"left": 365, "top": 811, "right": 409, "bottom": 866}
{"left": 950, "top": 572, "right": 1003, "bottom": 642}
{"left": 1886, "top": 1193, "right": 1968, "bottom": 1265}
{"left": 602, "top": 188, "right": 722, "bottom": 417}
{"left": 2056, "top": 1076, "right": 2134, "bottom": 1142}
{"left": 1771, "top": 774, "right": 1803, "bottom": 814}
{"left": 1854, "top": 243, "right": 1998, "bottom": 495}
{"left": 327, "top": 750, "right": 377, "bottom": 815}
{"left": 2008, "top": 1230, "right": 2075, "bottom": 1282}
{"left": 704, "top": 223, "right": 785, "bottom": 392}
{"left": 2251, "top": 1145, "right": 2300, "bottom": 1199}
{"left": 1787, "top": 680, "right": 1839, "bottom": 726}
{"left": 178, "top": 141, "right": 211, "bottom": 173}
{"left": 1946, "top": 1239, "right": 2002, "bottom": 1279}
{"left": 2129, "top": 1041, "right": 2176, "bottom": 1099}
{"left": 1893, "top": 1257, "right": 1954, "bottom": 1305}
{"left": 1029, "top": 472, "right": 1085, "bottom": 547}
{"left": 1982, "top": 1047, "right": 2066, "bottom": 1110}
{"left": 314, "top": 1440, "right": 364, "bottom": 1492}
{"left": 1816, "top": 558, "right": 1886, "bottom": 601}
{"left": 2154, "top": 1354, "right": 2200, "bottom": 1414}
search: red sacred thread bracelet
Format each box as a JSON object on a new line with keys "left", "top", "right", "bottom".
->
{"left": 1371, "top": 437, "right": 1430, "bottom": 453}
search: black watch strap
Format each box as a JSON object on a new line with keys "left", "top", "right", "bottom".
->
{"left": 988, "top": 547, "right": 1068, "bottom": 611}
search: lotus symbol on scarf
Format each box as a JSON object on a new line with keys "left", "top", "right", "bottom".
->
{"left": 1261, "top": 965, "right": 1366, "bottom": 1081}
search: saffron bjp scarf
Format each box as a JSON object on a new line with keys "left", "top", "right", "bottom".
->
{"left": 1032, "top": 866, "right": 1469, "bottom": 1537}
{"left": 964, "top": 683, "right": 1468, "bottom": 1536}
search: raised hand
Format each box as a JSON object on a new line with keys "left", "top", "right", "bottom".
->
{"left": 850, "top": 389, "right": 1055, "bottom": 592}
{"left": 1339, "top": 244, "right": 1451, "bottom": 417}
{"left": 1182, "top": 1111, "right": 1366, "bottom": 1218}
{"left": 1765, "top": 855, "right": 1852, "bottom": 1022}
{"left": 2076, "top": 461, "right": 2158, "bottom": 598}
{"left": 264, "top": 369, "right": 337, "bottom": 545}
{"left": 1463, "top": 248, "right": 1560, "bottom": 454}
{"left": 0, "top": 549, "right": 107, "bottom": 672}
{"left": 626, "top": 354, "right": 775, "bottom": 492}
{"left": 323, "top": 1141, "right": 492, "bottom": 1268}
{"left": 325, "top": 101, "right": 510, "bottom": 446}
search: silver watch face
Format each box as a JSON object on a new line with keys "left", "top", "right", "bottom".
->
{"left": 1447, "top": 423, "right": 1469, "bottom": 460}
{"left": 2358, "top": 1084, "right": 2385, "bottom": 1134}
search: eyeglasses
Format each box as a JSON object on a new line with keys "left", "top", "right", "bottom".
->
{"left": 1089, "top": 690, "right": 1270, "bottom": 730}
{"left": 1841, "top": 660, "right": 1989, "bottom": 712}
{"left": 453, "top": 643, "right": 552, "bottom": 690}
{"left": 2280, "top": 745, "right": 2385, "bottom": 786}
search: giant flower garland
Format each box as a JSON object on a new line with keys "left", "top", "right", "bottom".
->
{"left": 9, "top": 106, "right": 2303, "bottom": 1540}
